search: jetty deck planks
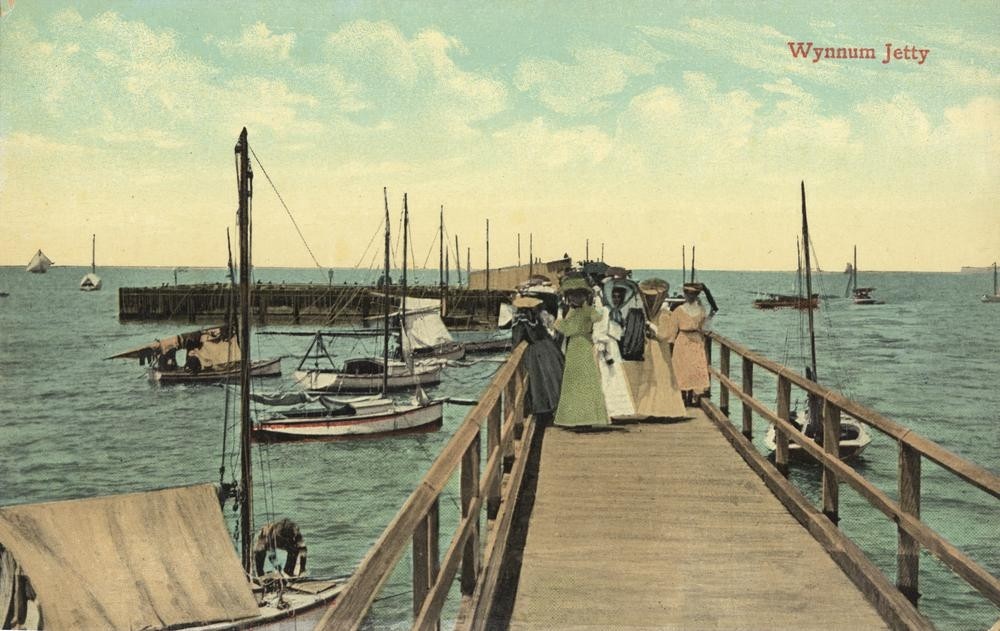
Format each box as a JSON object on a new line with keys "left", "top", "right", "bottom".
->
{"left": 508, "top": 411, "right": 889, "bottom": 630}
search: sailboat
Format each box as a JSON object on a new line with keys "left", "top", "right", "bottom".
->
{"left": 845, "top": 245, "right": 883, "bottom": 305}
{"left": 0, "top": 129, "right": 344, "bottom": 630}
{"left": 257, "top": 190, "right": 444, "bottom": 441}
{"left": 293, "top": 194, "right": 444, "bottom": 393}
{"left": 25, "top": 250, "right": 53, "bottom": 273}
{"left": 764, "top": 183, "right": 872, "bottom": 461}
{"left": 981, "top": 262, "right": 1000, "bottom": 303}
{"left": 80, "top": 234, "right": 103, "bottom": 291}
{"left": 753, "top": 239, "right": 819, "bottom": 310}
{"left": 108, "top": 325, "right": 282, "bottom": 384}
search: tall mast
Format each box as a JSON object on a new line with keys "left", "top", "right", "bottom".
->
{"left": 439, "top": 205, "right": 444, "bottom": 289}
{"left": 796, "top": 237, "right": 803, "bottom": 297}
{"left": 801, "top": 181, "right": 818, "bottom": 384}
{"left": 690, "top": 245, "right": 696, "bottom": 283}
{"left": 586, "top": 239, "right": 589, "bottom": 261}
{"left": 454, "top": 235, "right": 462, "bottom": 286}
{"left": 485, "top": 219, "right": 490, "bottom": 293}
{"left": 91, "top": 234, "right": 96, "bottom": 274}
{"left": 681, "top": 245, "right": 686, "bottom": 289}
{"left": 601, "top": 242, "right": 605, "bottom": 262}
{"left": 402, "top": 193, "right": 409, "bottom": 348}
{"left": 994, "top": 262, "right": 998, "bottom": 296}
{"left": 466, "top": 248, "right": 470, "bottom": 289}
{"left": 235, "top": 127, "right": 253, "bottom": 573}
{"left": 529, "top": 233, "right": 534, "bottom": 278}
{"left": 518, "top": 233, "right": 521, "bottom": 267}
{"left": 382, "top": 188, "right": 391, "bottom": 396}
{"left": 853, "top": 245, "right": 858, "bottom": 292}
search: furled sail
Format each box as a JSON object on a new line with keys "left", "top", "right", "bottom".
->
{"left": 25, "top": 250, "right": 53, "bottom": 274}
{"left": 108, "top": 326, "right": 240, "bottom": 368}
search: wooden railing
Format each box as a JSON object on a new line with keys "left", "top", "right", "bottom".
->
{"left": 703, "top": 331, "right": 1000, "bottom": 627}
{"left": 313, "top": 342, "right": 532, "bottom": 631}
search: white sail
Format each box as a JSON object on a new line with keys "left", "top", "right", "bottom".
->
{"left": 497, "top": 302, "right": 515, "bottom": 329}
{"left": 400, "top": 306, "right": 454, "bottom": 357}
{"left": 80, "top": 273, "right": 103, "bottom": 290}
{"left": 25, "top": 250, "right": 53, "bottom": 273}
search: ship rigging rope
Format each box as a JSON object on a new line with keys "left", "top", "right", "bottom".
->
{"left": 248, "top": 144, "right": 326, "bottom": 274}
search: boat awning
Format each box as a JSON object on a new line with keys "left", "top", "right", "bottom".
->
{"left": 106, "top": 326, "right": 229, "bottom": 360}
{"left": 0, "top": 483, "right": 260, "bottom": 630}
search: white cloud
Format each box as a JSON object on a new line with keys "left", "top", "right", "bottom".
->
{"left": 323, "top": 21, "right": 507, "bottom": 135}
{"left": 491, "top": 117, "right": 612, "bottom": 168}
{"left": 209, "top": 22, "right": 296, "bottom": 60}
{"left": 641, "top": 18, "right": 844, "bottom": 85}
{"left": 514, "top": 41, "right": 665, "bottom": 115}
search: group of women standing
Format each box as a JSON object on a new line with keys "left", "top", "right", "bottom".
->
{"left": 511, "top": 274, "right": 714, "bottom": 430}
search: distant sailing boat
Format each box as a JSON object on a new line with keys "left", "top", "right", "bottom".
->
{"left": 25, "top": 250, "right": 53, "bottom": 274}
{"left": 765, "top": 182, "right": 872, "bottom": 461}
{"left": 80, "top": 234, "right": 103, "bottom": 291}
{"left": 845, "top": 245, "right": 882, "bottom": 305}
{"left": 982, "top": 262, "right": 1000, "bottom": 303}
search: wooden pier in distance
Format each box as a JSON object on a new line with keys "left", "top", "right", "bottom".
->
{"left": 117, "top": 284, "right": 512, "bottom": 329}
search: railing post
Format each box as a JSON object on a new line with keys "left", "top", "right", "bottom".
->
{"left": 822, "top": 400, "right": 840, "bottom": 524}
{"left": 775, "top": 375, "right": 791, "bottom": 477}
{"left": 898, "top": 442, "right": 921, "bottom": 605}
{"left": 460, "top": 433, "right": 481, "bottom": 595}
{"left": 741, "top": 357, "right": 753, "bottom": 439}
{"left": 503, "top": 377, "right": 516, "bottom": 472}
{"left": 486, "top": 401, "right": 502, "bottom": 519}
{"left": 412, "top": 498, "right": 440, "bottom": 627}
{"left": 704, "top": 335, "right": 712, "bottom": 398}
{"left": 719, "top": 345, "right": 730, "bottom": 415}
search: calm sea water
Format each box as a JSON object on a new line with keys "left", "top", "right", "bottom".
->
{"left": 0, "top": 265, "right": 997, "bottom": 630}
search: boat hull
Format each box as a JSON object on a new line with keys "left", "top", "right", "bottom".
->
{"left": 982, "top": 295, "right": 1000, "bottom": 303}
{"left": 293, "top": 365, "right": 442, "bottom": 393}
{"left": 152, "top": 358, "right": 282, "bottom": 384}
{"left": 753, "top": 296, "right": 819, "bottom": 310}
{"left": 410, "top": 342, "right": 466, "bottom": 361}
{"left": 463, "top": 338, "right": 513, "bottom": 354}
{"left": 764, "top": 421, "right": 871, "bottom": 461}
{"left": 253, "top": 401, "right": 444, "bottom": 442}
{"left": 194, "top": 580, "right": 343, "bottom": 630}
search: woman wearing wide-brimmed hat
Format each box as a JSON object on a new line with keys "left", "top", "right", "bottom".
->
{"left": 511, "top": 295, "right": 564, "bottom": 420}
{"left": 552, "top": 277, "right": 610, "bottom": 428}
{"left": 621, "top": 278, "right": 687, "bottom": 418}
{"left": 665, "top": 282, "right": 713, "bottom": 406}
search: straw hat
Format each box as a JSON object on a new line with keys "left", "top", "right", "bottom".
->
{"left": 604, "top": 266, "right": 628, "bottom": 279}
{"left": 512, "top": 296, "right": 542, "bottom": 309}
{"left": 639, "top": 277, "right": 669, "bottom": 295}
{"left": 682, "top": 282, "right": 704, "bottom": 295}
{"left": 560, "top": 276, "right": 591, "bottom": 294}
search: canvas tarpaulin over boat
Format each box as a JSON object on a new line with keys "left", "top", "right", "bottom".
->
{"left": 0, "top": 483, "right": 260, "bottom": 630}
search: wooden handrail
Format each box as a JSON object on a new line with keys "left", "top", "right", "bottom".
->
{"left": 706, "top": 332, "right": 1000, "bottom": 610}
{"left": 708, "top": 332, "right": 1000, "bottom": 499}
{"left": 314, "top": 342, "right": 530, "bottom": 631}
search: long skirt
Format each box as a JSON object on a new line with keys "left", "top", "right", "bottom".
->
{"left": 671, "top": 331, "right": 710, "bottom": 392}
{"left": 622, "top": 337, "right": 687, "bottom": 418}
{"left": 554, "top": 337, "right": 610, "bottom": 427}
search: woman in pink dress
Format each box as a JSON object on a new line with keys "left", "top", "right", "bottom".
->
{"left": 665, "top": 283, "right": 713, "bottom": 407}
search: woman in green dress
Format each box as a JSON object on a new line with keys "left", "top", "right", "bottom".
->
{"left": 553, "top": 277, "right": 611, "bottom": 428}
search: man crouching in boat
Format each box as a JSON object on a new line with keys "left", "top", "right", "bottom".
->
{"left": 253, "top": 518, "right": 307, "bottom": 577}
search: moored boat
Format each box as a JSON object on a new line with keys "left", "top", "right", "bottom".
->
{"left": 80, "top": 234, "right": 103, "bottom": 291}
{"left": 981, "top": 262, "right": 1000, "bottom": 303}
{"left": 753, "top": 292, "right": 819, "bottom": 309}
{"left": 25, "top": 250, "right": 53, "bottom": 274}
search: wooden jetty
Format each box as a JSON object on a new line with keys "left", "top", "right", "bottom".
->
{"left": 467, "top": 257, "right": 572, "bottom": 291}
{"left": 117, "top": 283, "right": 512, "bottom": 328}
{"left": 312, "top": 332, "right": 1000, "bottom": 631}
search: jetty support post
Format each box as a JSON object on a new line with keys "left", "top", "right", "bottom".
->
{"left": 719, "top": 344, "right": 730, "bottom": 415}
{"left": 775, "top": 375, "right": 791, "bottom": 476}
{"left": 412, "top": 497, "right": 440, "bottom": 625}
{"left": 822, "top": 400, "right": 841, "bottom": 523}
{"left": 898, "top": 442, "right": 921, "bottom": 605}
{"left": 741, "top": 356, "right": 753, "bottom": 439}
{"left": 460, "top": 432, "right": 481, "bottom": 595}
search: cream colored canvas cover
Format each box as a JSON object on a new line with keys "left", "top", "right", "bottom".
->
{"left": 400, "top": 307, "right": 454, "bottom": 358}
{"left": 0, "top": 484, "right": 260, "bottom": 630}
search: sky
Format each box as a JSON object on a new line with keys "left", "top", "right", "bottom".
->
{"left": 1, "top": 1, "right": 997, "bottom": 271}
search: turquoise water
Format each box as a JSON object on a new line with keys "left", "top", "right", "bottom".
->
{"left": 0, "top": 265, "right": 997, "bottom": 630}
